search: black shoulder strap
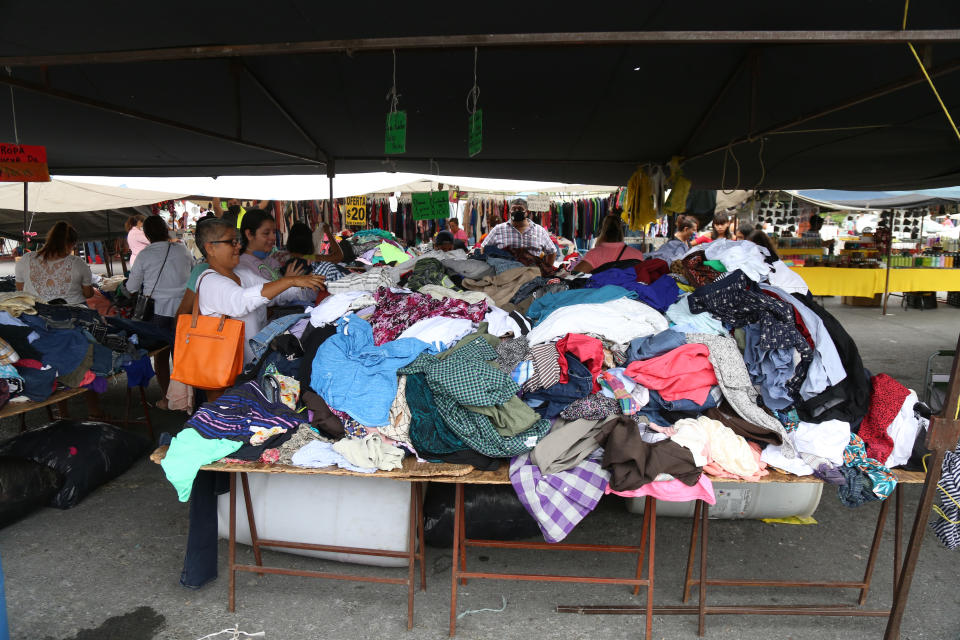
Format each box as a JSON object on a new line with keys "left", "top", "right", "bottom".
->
{"left": 147, "top": 242, "right": 173, "bottom": 297}
{"left": 615, "top": 243, "right": 627, "bottom": 261}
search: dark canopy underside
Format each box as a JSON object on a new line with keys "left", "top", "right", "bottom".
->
{"left": 1, "top": 1, "right": 959, "bottom": 190}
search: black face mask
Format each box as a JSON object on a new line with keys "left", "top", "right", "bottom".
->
{"left": 227, "top": 205, "right": 242, "bottom": 217}
{"left": 511, "top": 210, "right": 526, "bottom": 224}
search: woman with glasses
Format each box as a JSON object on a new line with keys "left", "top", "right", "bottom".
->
{"left": 192, "top": 219, "right": 326, "bottom": 365}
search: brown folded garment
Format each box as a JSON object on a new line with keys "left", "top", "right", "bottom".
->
{"left": 301, "top": 390, "right": 345, "bottom": 440}
{"left": 706, "top": 400, "right": 783, "bottom": 446}
{"left": 595, "top": 415, "right": 701, "bottom": 492}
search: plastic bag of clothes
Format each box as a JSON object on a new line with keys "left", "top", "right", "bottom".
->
{"left": 0, "top": 456, "right": 62, "bottom": 528}
{"left": 0, "top": 420, "right": 150, "bottom": 509}
{"left": 422, "top": 483, "right": 540, "bottom": 547}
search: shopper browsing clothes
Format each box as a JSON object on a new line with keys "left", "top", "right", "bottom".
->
{"left": 481, "top": 198, "right": 557, "bottom": 272}
{"left": 15, "top": 222, "right": 94, "bottom": 304}
{"left": 646, "top": 214, "right": 698, "bottom": 263}
{"left": 281, "top": 222, "right": 344, "bottom": 264}
{"left": 125, "top": 215, "right": 194, "bottom": 400}
{"left": 193, "top": 218, "right": 326, "bottom": 367}
{"left": 234, "top": 209, "right": 288, "bottom": 281}
{"left": 447, "top": 217, "right": 468, "bottom": 243}
{"left": 692, "top": 212, "right": 733, "bottom": 246}
{"left": 573, "top": 214, "right": 645, "bottom": 273}
{"left": 125, "top": 214, "right": 149, "bottom": 266}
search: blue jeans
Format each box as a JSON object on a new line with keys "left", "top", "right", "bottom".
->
{"left": 180, "top": 470, "right": 230, "bottom": 589}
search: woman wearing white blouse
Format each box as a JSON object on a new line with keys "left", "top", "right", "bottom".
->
{"left": 15, "top": 221, "right": 94, "bottom": 304}
{"left": 194, "top": 218, "right": 325, "bottom": 366}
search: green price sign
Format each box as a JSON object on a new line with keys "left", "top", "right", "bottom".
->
{"left": 468, "top": 109, "right": 482, "bottom": 157}
{"left": 385, "top": 110, "right": 407, "bottom": 154}
{"left": 412, "top": 190, "right": 450, "bottom": 220}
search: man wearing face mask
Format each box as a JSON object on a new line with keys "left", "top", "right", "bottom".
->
{"left": 481, "top": 198, "right": 557, "bottom": 272}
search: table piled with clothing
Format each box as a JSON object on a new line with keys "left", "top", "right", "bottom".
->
{"left": 0, "top": 292, "right": 165, "bottom": 411}
{"left": 160, "top": 237, "right": 934, "bottom": 553}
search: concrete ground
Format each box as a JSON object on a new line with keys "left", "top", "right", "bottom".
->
{"left": 1, "top": 296, "right": 959, "bottom": 640}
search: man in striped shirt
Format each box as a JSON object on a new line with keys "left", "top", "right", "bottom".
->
{"left": 481, "top": 198, "right": 557, "bottom": 269}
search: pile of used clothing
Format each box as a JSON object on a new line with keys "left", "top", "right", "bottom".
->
{"left": 160, "top": 238, "right": 930, "bottom": 544}
{"left": 0, "top": 293, "right": 159, "bottom": 409}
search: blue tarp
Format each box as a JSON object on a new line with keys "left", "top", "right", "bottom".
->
{"left": 793, "top": 188, "right": 960, "bottom": 210}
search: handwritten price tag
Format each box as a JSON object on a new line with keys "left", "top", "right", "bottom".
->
{"left": 0, "top": 144, "right": 50, "bottom": 182}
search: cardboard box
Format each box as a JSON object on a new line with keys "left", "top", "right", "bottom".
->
{"left": 842, "top": 294, "right": 882, "bottom": 307}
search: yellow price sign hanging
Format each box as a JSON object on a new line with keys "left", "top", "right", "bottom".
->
{"left": 344, "top": 196, "right": 367, "bottom": 226}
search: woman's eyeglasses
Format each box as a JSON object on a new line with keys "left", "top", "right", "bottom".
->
{"left": 209, "top": 239, "right": 241, "bottom": 247}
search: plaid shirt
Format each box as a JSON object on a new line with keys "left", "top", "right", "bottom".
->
{"left": 510, "top": 452, "right": 610, "bottom": 543}
{"left": 0, "top": 338, "right": 19, "bottom": 365}
{"left": 481, "top": 221, "right": 555, "bottom": 256}
{"left": 399, "top": 338, "right": 550, "bottom": 458}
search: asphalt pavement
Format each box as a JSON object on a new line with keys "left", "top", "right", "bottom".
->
{"left": 1, "top": 295, "right": 959, "bottom": 640}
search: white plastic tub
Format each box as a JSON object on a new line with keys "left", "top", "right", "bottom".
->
{"left": 625, "top": 481, "right": 823, "bottom": 519}
{"left": 217, "top": 472, "right": 412, "bottom": 567}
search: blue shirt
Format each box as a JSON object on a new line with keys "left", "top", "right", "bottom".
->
{"left": 526, "top": 285, "right": 638, "bottom": 325}
{"left": 311, "top": 315, "right": 430, "bottom": 426}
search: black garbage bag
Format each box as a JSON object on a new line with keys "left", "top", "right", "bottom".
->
{"left": 423, "top": 483, "right": 540, "bottom": 548}
{"left": 0, "top": 420, "right": 151, "bottom": 509}
{"left": 0, "top": 456, "right": 62, "bottom": 529}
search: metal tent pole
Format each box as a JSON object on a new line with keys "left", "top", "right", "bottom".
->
{"left": 884, "top": 332, "right": 960, "bottom": 638}
{"left": 21, "top": 183, "right": 27, "bottom": 252}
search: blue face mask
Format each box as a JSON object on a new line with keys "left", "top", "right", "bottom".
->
{"left": 252, "top": 250, "right": 269, "bottom": 259}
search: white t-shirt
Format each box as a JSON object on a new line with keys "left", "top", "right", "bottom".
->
{"left": 766, "top": 260, "right": 809, "bottom": 294}
{"left": 15, "top": 253, "right": 93, "bottom": 304}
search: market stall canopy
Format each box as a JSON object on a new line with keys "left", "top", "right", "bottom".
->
{"left": 0, "top": 179, "right": 189, "bottom": 213}
{"left": 0, "top": 206, "right": 152, "bottom": 242}
{"left": 0, "top": 2, "right": 958, "bottom": 189}
{"left": 790, "top": 187, "right": 960, "bottom": 210}
{"left": 64, "top": 173, "right": 618, "bottom": 201}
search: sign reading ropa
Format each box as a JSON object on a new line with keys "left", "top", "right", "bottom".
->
{"left": 0, "top": 144, "right": 51, "bottom": 182}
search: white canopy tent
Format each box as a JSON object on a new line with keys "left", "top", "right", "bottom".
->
{"left": 0, "top": 173, "right": 619, "bottom": 243}
{"left": 0, "top": 179, "right": 190, "bottom": 213}
{"left": 36, "top": 173, "right": 618, "bottom": 208}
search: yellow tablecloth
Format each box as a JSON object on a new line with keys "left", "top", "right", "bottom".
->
{"left": 790, "top": 267, "right": 960, "bottom": 297}
{"left": 887, "top": 269, "right": 960, "bottom": 294}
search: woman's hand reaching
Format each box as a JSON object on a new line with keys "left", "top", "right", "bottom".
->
{"left": 287, "top": 274, "right": 326, "bottom": 290}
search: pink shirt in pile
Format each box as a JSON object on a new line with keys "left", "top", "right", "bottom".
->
{"left": 581, "top": 242, "right": 645, "bottom": 269}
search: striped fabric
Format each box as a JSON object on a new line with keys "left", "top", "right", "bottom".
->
{"left": 931, "top": 446, "right": 960, "bottom": 550}
{"left": 186, "top": 380, "right": 304, "bottom": 443}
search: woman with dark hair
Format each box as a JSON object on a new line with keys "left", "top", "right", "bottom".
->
{"left": 15, "top": 221, "right": 93, "bottom": 304}
{"left": 747, "top": 229, "right": 808, "bottom": 294}
{"left": 126, "top": 216, "right": 194, "bottom": 400}
{"left": 692, "top": 212, "right": 733, "bottom": 246}
{"left": 234, "top": 209, "right": 284, "bottom": 281}
{"left": 125, "top": 214, "right": 149, "bottom": 265}
{"left": 282, "top": 222, "right": 343, "bottom": 263}
{"left": 646, "top": 214, "right": 699, "bottom": 263}
{"left": 573, "top": 214, "right": 645, "bottom": 273}
{"left": 736, "top": 221, "right": 755, "bottom": 240}
{"left": 747, "top": 229, "right": 780, "bottom": 260}
{"left": 193, "top": 218, "right": 326, "bottom": 365}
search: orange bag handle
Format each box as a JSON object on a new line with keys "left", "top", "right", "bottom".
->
{"left": 193, "top": 271, "right": 231, "bottom": 332}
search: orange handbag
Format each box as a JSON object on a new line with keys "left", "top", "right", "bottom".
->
{"left": 170, "top": 273, "right": 245, "bottom": 390}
